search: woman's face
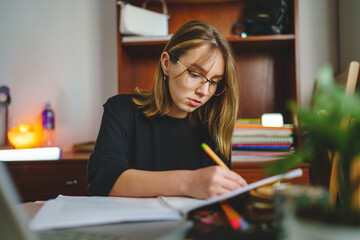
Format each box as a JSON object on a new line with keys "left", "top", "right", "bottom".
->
{"left": 161, "top": 44, "right": 225, "bottom": 119}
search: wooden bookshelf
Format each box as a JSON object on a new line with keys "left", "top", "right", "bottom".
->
{"left": 116, "top": 0, "right": 299, "bottom": 122}
{"left": 116, "top": 0, "right": 307, "bottom": 182}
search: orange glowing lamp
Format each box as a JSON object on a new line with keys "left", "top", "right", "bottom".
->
{"left": 8, "top": 124, "right": 41, "bottom": 149}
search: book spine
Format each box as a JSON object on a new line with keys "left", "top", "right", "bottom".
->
{"left": 232, "top": 136, "right": 294, "bottom": 144}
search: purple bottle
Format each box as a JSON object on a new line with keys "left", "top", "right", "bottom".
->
{"left": 42, "top": 102, "right": 55, "bottom": 147}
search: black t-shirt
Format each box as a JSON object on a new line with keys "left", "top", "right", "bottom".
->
{"left": 87, "top": 94, "right": 231, "bottom": 196}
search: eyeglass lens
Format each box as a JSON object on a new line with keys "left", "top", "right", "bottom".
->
{"left": 169, "top": 53, "right": 227, "bottom": 96}
{"left": 186, "top": 71, "right": 227, "bottom": 96}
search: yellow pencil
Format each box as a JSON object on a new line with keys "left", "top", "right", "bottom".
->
{"left": 201, "top": 143, "right": 229, "bottom": 169}
{"left": 201, "top": 143, "right": 245, "bottom": 230}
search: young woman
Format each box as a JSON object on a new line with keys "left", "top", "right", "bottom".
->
{"left": 87, "top": 20, "right": 247, "bottom": 199}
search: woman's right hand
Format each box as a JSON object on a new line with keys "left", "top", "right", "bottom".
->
{"left": 186, "top": 166, "right": 247, "bottom": 199}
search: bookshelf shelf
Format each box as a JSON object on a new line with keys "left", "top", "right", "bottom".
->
{"left": 121, "top": 34, "right": 295, "bottom": 47}
{"left": 227, "top": 34, "right": 295, "bottom": 41}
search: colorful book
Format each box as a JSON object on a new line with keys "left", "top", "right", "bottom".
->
{"left": 233, "top": 128, "right": 293, "bottom": 137}
{"left": 232, "top": 136, "right": 294, "bottom": 144}
{"left": 235, "top": 123, "right": 294, "bottom": 130}
{"left": 231, "top": 150, "right": 293, "bottom": 162}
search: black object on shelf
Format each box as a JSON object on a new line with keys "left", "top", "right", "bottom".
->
{"left": 232, "top": 0, "right": 289, "bottom": 38}
{"left": 0, "top": 86, "right": 11, "bottom": 147}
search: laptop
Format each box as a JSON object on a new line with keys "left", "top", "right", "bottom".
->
{"left": 0, "top": 162, "right": 191, "bottom": 240}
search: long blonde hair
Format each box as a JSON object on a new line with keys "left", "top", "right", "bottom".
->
{"left": 133, "top": 20, "right": 239, "bottom": 160}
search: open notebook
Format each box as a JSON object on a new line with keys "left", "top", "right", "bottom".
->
{"left": 30, "top": 168, "right": 303, "bottom": 231}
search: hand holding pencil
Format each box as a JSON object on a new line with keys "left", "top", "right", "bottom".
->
{"left": 184, "top": 143, "right": 246, "bottom": 199}
{"left": 201, "top": 143, "right": 248, "bottom": 230}
{"left": 199, "top": 143, "right": 247, "bottom": 192}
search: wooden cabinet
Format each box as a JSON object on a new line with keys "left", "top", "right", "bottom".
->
{"left": 116, "top": 0, "right": 299, "bottom": 123}
{"left": 232, "top": 162, "right": 309, "bottom": 185}
{"left": 5, "top": 152, "right": 90, "bottom": 202}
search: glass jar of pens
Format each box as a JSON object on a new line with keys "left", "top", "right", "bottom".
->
{"left": 274, "top": 183, "right": 329, "bottom": 240}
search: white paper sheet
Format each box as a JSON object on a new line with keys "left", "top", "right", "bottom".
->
{"left": 177, "top": 168, "right": 303, "bottom": 214}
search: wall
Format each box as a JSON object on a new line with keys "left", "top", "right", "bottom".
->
{"left": 338, "top": 0, "right": 360, "bottom": 72}
{"left": 0, "top": 0, "right": 117, "bottom": 151}
{"left": 1, "top": 0, "right": 358, "bottom": 150}
{"left": 298, "top": 0, "right": 338, "bottom": 107}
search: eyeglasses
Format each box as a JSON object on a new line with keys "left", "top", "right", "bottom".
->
{"left": 169, "top": 54, "right": 227, "bottom": 96}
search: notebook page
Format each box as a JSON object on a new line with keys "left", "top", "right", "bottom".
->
{"left": 30, "top": 195, "right": 182, "bottom": 231}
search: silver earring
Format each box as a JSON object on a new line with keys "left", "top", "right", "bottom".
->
{"left": 163, "top": 73, "right": 168, "bottom": 81}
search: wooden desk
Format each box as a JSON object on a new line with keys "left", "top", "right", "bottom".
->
{"left": 6, "top": 152, "right": 309, "bottom": 202}
{"left": 5, "top": 152, "right": 90, "bottom": 202}
{"left": 232, "top": 161, "right": 309, "bottom": 185}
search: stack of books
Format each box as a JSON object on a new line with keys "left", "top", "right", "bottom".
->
{"left": 231, "top": 120, "right": 295, "bottom": 162}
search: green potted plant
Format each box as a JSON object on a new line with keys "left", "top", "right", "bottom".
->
{"left": 267, "top": 64, "right": 360, "bottom": 239}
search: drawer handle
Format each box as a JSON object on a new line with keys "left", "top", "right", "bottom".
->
{"left": 66, "top": 180, "right": 78, "bottom": 185}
